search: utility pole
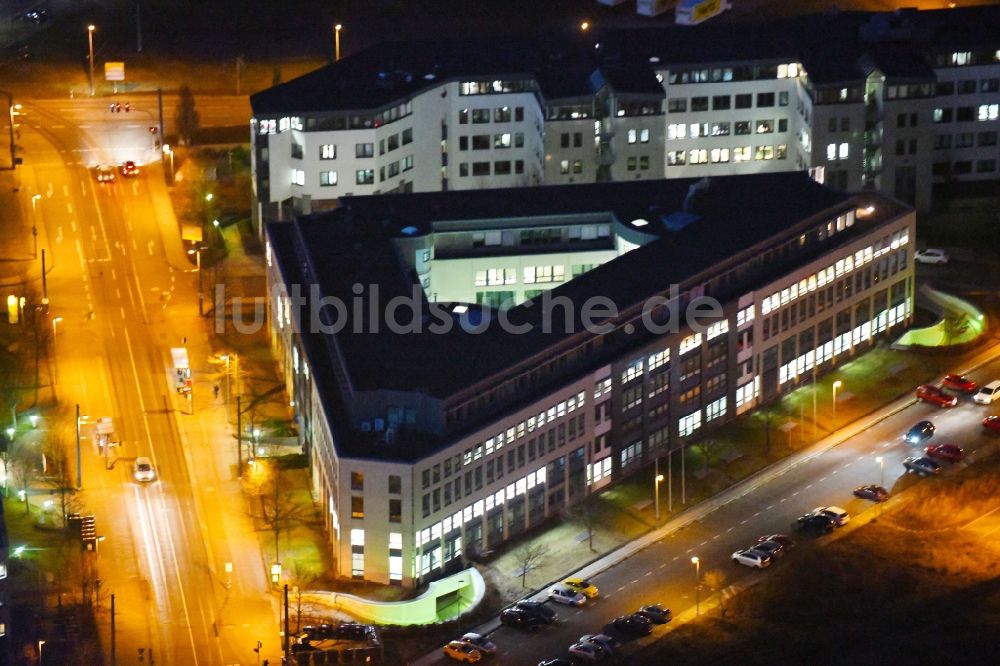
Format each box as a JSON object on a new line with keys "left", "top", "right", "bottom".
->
{"left": 111, "top": 593, "right": 117, "bottom": 665}
{"left": 135, "top": 1, "right": 142, "bottom": 52}
{"left": 157, "top": 88, "right": 165, "bottom": 141}
{"left": 236, "top": 395, "right": 242, "bottom": 477}
{"left": 75, "top": 403, "right": 82, "bottom": 489}
{"left": 41, "top": 250, "right": 47, "bottom": 300}
{"left": 283, "top": 584, "right": 291, "bottom": 663}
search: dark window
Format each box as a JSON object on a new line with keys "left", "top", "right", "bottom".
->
{"left": 691, "top": 96, "right": 709, "bottom": 112}
{"left": 756, "top": 92, "right": 775, "bottom": 107}
{"left": 712, "top": 95, "right": 731, "bottom": 110}
{"left": 472, "top": 162, "right": 490, "bottom": 176}
{"left": 896, "top": 113, "right": 906, "bottom": 128}
{"left": 956, "top": 107, "right": 974, "bottom": 122}
{"left": 560, "top": 133, "right": 570, "bottom": 148}
{"left": 351, "top": 496, "right": 364, "bottom": 519}
{"left": 958, "top": 79, "right": 977, "bottom": 94}
{"left": 389, "top": 475, "right": 401, "bottom": 494}
{"left": 734, "top": 94, "right": 752, "bottom": 109}
{"left": 351, "top": 472, "right": 364, "bottom": 491}
{"left": 935, "top": 81, "right": 954, "bottom": 95}
{"left": 389, "top": 499, "right": 401, "bottom": 522}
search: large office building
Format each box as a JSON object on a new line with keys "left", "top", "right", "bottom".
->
{"left": 264, "top": 172, "right": 916, "bottom": 586}
{"left": 250, "top": 5, "right": 1000, "bottom": 229}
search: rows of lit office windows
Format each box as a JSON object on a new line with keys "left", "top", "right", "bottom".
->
{"left": 668, "top": 145, "right": 787, "bottom": 165}
{"left": 778, "top": 301, "right": 910, "bottom": 386}
{"left": 667, "top": 119, "right": 788, "bottom": 139}
{"left": 933, "top": 104, "right": 1000, "bottom": 123}
{"left": 472, "top": 266, "right": 568, "bottom": 287}
{"left": 760, "top": 227, "right": 908, "bottom": 317}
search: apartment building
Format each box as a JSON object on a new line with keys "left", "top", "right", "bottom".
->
{"left": 264, "top": 172, "right": 915, "bottom": 586}
{"left": 250, "top": 6, "right": 1000, "bottom": 230}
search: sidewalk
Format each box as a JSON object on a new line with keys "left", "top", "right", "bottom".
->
{"left": 409, "top": 338, "right": 1000, "bottom": 665}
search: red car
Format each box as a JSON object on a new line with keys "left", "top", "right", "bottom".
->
{"left": 942, "top": 374, "right": 977, "bottom": 394}
{"left": 982, "top": 415, "right": 1000, "bottom": 434}
{"left": 925, "top": 443, "right": 964, "bottom": 463}
{"left": 120, "top": 160, "right": 139, "bottom": 176}
{"left": 916, "top": 385, "right": 958, "bottom": 408}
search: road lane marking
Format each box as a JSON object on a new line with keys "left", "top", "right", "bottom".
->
{"left": 712, "top": 534, "right": 720, "bottom": 540}
{"left": 672, "top": 556, "right": 679, "bottom": 561}
{"left": 62, "top": 184, "right": 69, "bottom": 197}
{"left": 66, "top": 202, "right": 73, "bottom": 214}
{"left": 740, "top": 519, "right": 748, "bottom": 525}
{"left": 726, "top": 527, "right": 734, "bottom": 532}
{"left": 792, "top": 491, "right": 799, "bottom": 497}
{"left": 753, "top": 511, "right": 761, "bottom": 517}
{"left": 644, "top": 571, "right": 652, "bottom": 577}
{"left": 617, "top": 586, "right": 625, "bottom": 592}
{"left": 818, "top": 477, "right": 826, "bottom": 482}
{"left": 843, "top": 463, "right": 852, "bottom": 469}
{"left": 700, "top": 540, "right": 708, "bottom": 547}
{"left": 120, "top": 306, "right": 126, "bottom": 319}
{"left": 56, "top": 227, "right": 63, "bottom": 243}
{"left": 631, "top": 579, "right": 639, "bottom": 584}
{"left": 111, "top": 268, "right": 117, "bottom": 280}
{"left": 71, "top": 220, "right": 77, "bottom": 231}
{"left": 805, "top": 484, "right": 813, "bottom": 489}
{"left": 148, "top": 241, "right": 154, "bottom": 255}
{"left": 780, "top": 498, "right": 787, "bottom": 503}
{"left": 659, "top": 563, "right": 667, "bottom": 569}
{"left": 766, "top": 505, "right": 774, "bottom": 510}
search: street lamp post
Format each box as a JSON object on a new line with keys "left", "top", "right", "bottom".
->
{"left": 51, "top": 316, "right": 62, "bottom": 339}
{"left": 876, "top": 456, "right": 884, "bottom": 488}
{"left": 832, "top": 380, "right": 843, "bottom": 418}
{"left": 188, "top": 246, "right": 207, "bottom": 316}
{"left": 163, "top": 144, "right": 175, "bottom": 181}
{"left": 334, "top": 24, "right": 342, "bottom": 61}
{"left": 87, "top": 25, "right": 96, "bottom": 97}
{"left": 31, "top": 194, "right": 41, "bottom": 258}
{"left": 691, "top": 556, "right": 701, "bottom": 616}
{"left": 654, "top": 462, "right": 664, "bottom": 522}
{"left": 37, "top": 640, "right": 45, "bottom": 664}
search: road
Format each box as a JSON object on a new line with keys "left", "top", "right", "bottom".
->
{"left": 416, "top": 351, "right": 1000, "bottom": 665}
{"left": 20, "top": 99, "right": 278, "bottom": 664}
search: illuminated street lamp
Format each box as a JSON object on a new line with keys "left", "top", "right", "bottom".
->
{"left": 580, "top": 21, "right": 590, "bottom": 31}
{"left": 29, "top": 415, "right": 38, "bottom": 429}
{"left": 334, "top": 23, "right": 343, "bottom": 61}
{"left": 691, "top": 556, "right": 701, "bottom": 616}
{"left": 52, "top": 316, "right": 62, "bottom": 339}
{"left": 87, "top": 25, "right": 96, "bottom": 96}
{"left": 31, "top": 194, "right": 41, "bottom": 258}
{"left": 162, "top": 144, "right": 175, "bottom": 181}
{"left": 832, "top": 380, "right": 843, "bottom": 418}
{"left": 654, "top": 473, "right": 665, "bottom": 522}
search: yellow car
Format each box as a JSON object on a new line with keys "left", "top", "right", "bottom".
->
{"left": 564, "top": 577, "right": 599, "bottom": 598}
{"left": 443, "top": 640, "right": 482, "bottom": 663}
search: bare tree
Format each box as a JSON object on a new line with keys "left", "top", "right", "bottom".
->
{"left": 702, "top": 569, "right": 728, "bottom": 614}
{"left": 260, "top": 468, "right": 307, "bottom": 562}
{"left": 289, "top": 560, "right": 320, "bottom": 633}
{"left": 42, "top": 436, "right": 82, "bottom": 527}
{"left": 512, "top": 542, "right": 550, "bottom": 589}
{"left": 9, "top": 444, "right": 38, "bottom": 514}
{"left": 567, "top": 501, "right": 598, "bottom": 552}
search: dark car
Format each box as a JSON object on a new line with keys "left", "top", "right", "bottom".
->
{"left": 757, "top": 534, "right": 795, "bottom": 550}
{"left": 904, "top": 455, "right": 941, "bottom": 476}
{"left": 984, "top": 415, "right": 1000, "bottom": 434}
{"left": 943, "top": 374, "right": 978, "bottom": 394}
{"left": 500, "top": 608, "right": 542, "bottom": 630}
{"left": 635, "top": 604, "right": 671, "bottom": 624}
{"left": 514, "top": 600, "right": 556, "bottom": 624}
{"left": 610, "top": 613, "right": 653, "bottom": 637}
{"left": 793, "top": 512, "right": 836, "bottom": 535}
{"left": 925, "top": 443, "right": 964, "bottom": 463}
{"left": 903, "top": 420, "right": 935, "bottom": 445}
{"left": 853, "top": 484, "right": 889, "bottom": 502}
{"left": 753, "top": 540, "right": 786, "bottom": 559}
{"left": 916, "top": 385, "right": 958, "bottom": 408}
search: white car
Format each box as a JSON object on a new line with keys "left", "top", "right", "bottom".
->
{"left": 732, "top": 548, "right": 771, "bottom": 568}
{"left": 973, "top": 380, "right": 1000, "bottom": 405}
{"left": 813, "top": 506, "right": 850, "bottom": 526}
{"left": 548, "top": 583, "right": 586, "bottom": 606}
{"left": 567, "top": 641, "right": 605, "bottom": 662}
{"left": 460, "top": 633, "right": 496, "bottom": 655}
{"left": 580, "top": 634, "right": 618, "bottom": 655}
{"left": 914, "top": 248, "right": 949, "bottom": 265}
{"left": 96, "top": 164, "right": 116, "bottom": 182}
{"left": 133, "top": 456, "right": 156, "bottom": 483}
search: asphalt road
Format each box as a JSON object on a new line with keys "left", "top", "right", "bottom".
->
{"left": 21, "top": 99, "right": 273, "bottom": 665}
{"left": 418, "top": 353, "right": 1000, "bottom": 666}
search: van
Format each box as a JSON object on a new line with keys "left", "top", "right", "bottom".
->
{"left": 974, "top": 380, "right": 1000, "bottom": 405}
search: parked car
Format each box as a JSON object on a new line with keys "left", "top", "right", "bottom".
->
{"left": 460, "top": 633, "right": 496, "bottom": 655}
{"left": 500, "top": 608, "right": 542, "bottom": 630}
{"left": 974, "top": 380, "right": 1000, "bottom": 405}
{"left": 753, "top": 540, "right": 786, "bottom": 559}
{"left": 814, "top": 506, "right": 850, "bottom": 526}
{"left": 580, "top": 634, "right": 619, "bottom": 655}
{"left": 943, "top": 374, "right": 978, "bottom": 394}
{"left": 757, "top": 534, "right": 795, "bottom": 550}
{"left": 610, "top": 613, "right": 653, "bottom": 637}
{"left": 301, "top": 624, "right": 334, "bottom": 640}
{"left": 563, "top": 578, "right": 599, "bottom": 598}
{"left": 133, "top": 456, "right": 156, "bottom": 483}
{"left": 983, "top": 415, "right": 1000, "bottom": 434}
{"left": 567, "top": 641, "right": 605, "bottom": 662}
{"left": 853, "top": 484, "right": 889, "bottom": 502}
{"left": 914, "top": 248, "right": 949, "bottom": 264}
{"left": 904, "top": 420, "right": 935, "bottom": 445}
{"left": 120, "top": 160, "right": 139, "bottom": 176}
{"left": 916, "top": 384, "right": 958, "bottom": 407}
{"left": 925, "top": 443, "right": 964, "bottom": 463}
{"left": 514, "top": 600, "right": 556, "bottom": 623}
{"left": 732, "top": 548, "right": 771, "bottom": 568}
{"left": 793, "top": 512, "right": 836, "bottom": 535}
{"left": 548, "top": 584, "right": 586, "bottom": 607}
{"left": 635, "top": 603, "right": 671, "bottom": 624}
{"left": 443, "top": 640, "right": 482, "bottom": 663}
{"left": 96, "top": 164, "right": 116, "bottom": 182}
{"left": 903, "top": 455, "right": 941, "bottom": 476}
